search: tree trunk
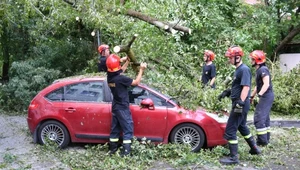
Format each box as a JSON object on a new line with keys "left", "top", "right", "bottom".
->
{"left": 273, "top": 24, "right": 300, "bottom": 58}
{"left": 1, "top": 20, "right": 10, "bottom": 81}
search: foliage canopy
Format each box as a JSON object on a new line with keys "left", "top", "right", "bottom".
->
{"left": 0, "top": 0, "right": 299, "bottom": 114}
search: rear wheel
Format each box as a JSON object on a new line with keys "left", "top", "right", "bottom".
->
{"left": 37, "top": 120, "right": 70, "bottom": 148}
{"left": 170, "top": 123, "right": 205, "bottom": 152}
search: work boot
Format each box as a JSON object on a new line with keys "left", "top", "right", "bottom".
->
{"left": 245, "top": 136, "right": 261, "bottom": 155}
{"left": 257, "top": 134, "right": 268, "bottom": 146}
{"left": 108, "top": 142, "right": 119, "bottom": 155}
{"left": 219, "top": 144, "right": 239, "bottom": 165}
{"left": 121, "top": 143, "right": 131, "bottom": 157}
{"left": 267, "top": 132, "right": 271, "bottom": 143}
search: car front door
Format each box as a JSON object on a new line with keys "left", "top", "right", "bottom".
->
{"left": 128, "top": 86, "right": 168, "bottom": 142}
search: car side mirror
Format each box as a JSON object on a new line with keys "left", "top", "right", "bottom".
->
{"left": 140, "top": 98, "right": 155, "bottom": 110}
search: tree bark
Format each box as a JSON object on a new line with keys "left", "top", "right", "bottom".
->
{"left": 273, "top": 24, "right": 300, "bottom": 57}
{"left": 125, "top": 9, "right": 191, "bottom": 34}
{"left": 1, "top": 21, "right": 10, "bottom": 81}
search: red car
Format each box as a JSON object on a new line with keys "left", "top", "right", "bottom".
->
{"left": 27, "top": 75, "right": 228, "bottom": 152}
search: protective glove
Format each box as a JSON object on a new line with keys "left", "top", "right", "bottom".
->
{"left": 218, "top": 88, "right": 231, "bottom": 101}
{"left": 233, "top": 99, "right": 244, "bottom": 114}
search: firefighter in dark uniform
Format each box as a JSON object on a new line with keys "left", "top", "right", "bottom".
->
{"left": 201, "top": 50, "right": 216, "bottom": 88}
{"left": 249, "top": 50, "right": 274, "bottom": 146}
{"left": 106, "top": 54, "right": 147, "bottom": 156}
{"left": 218, "top": 46, "right": 261, "bottom": 165}
{"left": 98, "top": 44, "right": 110, "bottom": 72}
{"left": 97, "top": 44, "right": 128, "bottom": 72}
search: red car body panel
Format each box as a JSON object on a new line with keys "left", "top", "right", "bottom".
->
{"left": 27, "top": 76, "right": 227, "bottom": 148}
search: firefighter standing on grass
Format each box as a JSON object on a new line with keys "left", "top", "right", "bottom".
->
{"left": 201, "top": 50, "right": 216, "bottom": 88}
{"left": 249, "top": 50, "right": 274, "bottom": 146}
{"left": 106, "top": 54, "right": 147, "bottom": 156}
{"left": 218, "top": 46, "right": 261, "bottom": 165}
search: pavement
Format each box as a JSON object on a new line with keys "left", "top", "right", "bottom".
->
{"left": 247, "top": 120, "right": 300, "bottom": 128}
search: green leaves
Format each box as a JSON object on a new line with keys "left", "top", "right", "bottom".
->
{"left": 1, "top": 0, "right": 299, "bottom": 114}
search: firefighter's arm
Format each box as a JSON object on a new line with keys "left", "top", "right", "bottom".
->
{"left": 131, "top": 62, "right": 147, "bottom": 86}
{"left": 210, "top": 77, "right": 216, "bottom": 87}
{"left": 250, "top": 86, "right": 257, "bottom": 98}
{"left": 257, "top": 75, "right": 270, "bottom": 97}
{"left": 240, "top": 85, "right": 250, "bottom": 102}
{"left": 121, "top": 57, "right": 130, "bottom": 72}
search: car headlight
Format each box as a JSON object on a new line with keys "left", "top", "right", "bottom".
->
{"left": 206, "top": 112, "right": 228, "bottom": 123}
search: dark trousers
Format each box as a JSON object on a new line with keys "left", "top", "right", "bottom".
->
{"left": 110, "top": 109, "right": 134, "bottom": 142}
{"left": 224, "top": 99, "right": 251, "bottom": 141}
{"left": 254, "top": 93, "right": 274, "bottom": 144}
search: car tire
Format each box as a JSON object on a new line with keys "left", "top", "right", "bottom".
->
{"left": 37, "top": 120, "right": 70, "bottom": 148}
{"left": 170, "top": 123, "right": 205, "bottom": 152}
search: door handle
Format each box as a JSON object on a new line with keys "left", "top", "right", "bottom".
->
{"left": 65, "top": 108, "right": 76, "bottom": 112}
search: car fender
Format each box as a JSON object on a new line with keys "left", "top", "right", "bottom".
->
{"left": 35, "top": 115, "right": 74, "bottom": 140}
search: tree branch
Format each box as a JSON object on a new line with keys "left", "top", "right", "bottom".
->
{"left": 125, "top": 9, "right": 191, "bottom": 34}
{"left": 113, "top": 34, "right": 139, "bottom": 73}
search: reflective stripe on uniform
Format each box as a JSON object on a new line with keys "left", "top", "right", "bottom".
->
{"left": 243, "top": 133, "right": 252, "bottom": 139}
{"left": 123, "top": 140, "right": 132, "bottom": 144}
{"left": 256, "top": 127, "right": 268, "bottom": 135}
{"left": 110, "top": 138, "right": 119, "bottom": 142}
{"left": 228, "top": 140, "right": 238, "bottom": 144}
{"left": 266, "top": 126, "right": 271, "bottom": 132}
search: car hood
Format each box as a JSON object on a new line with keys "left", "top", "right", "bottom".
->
{"left": 176, "top": 106, "right": 228, "bottom": 124}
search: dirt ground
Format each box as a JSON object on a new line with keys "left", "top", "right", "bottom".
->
{"left": 0, "top": 114, "right": 70, "bottom": 170}
{"left": 1, "top": 114, "right": 300, "bottom": 170}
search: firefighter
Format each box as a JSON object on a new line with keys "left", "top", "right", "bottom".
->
{"left": 201, "top": 50, "right": 216, "bottom": 88}
{"left": 106, "top": 54, "right": 147, "bottom": 156}
{"left": 97, "top": 44, "right": 128, "bottom": 72}
{"left": 97, "top": 44, "right": 110, "bottom": 72}
{"left": 249, "top": 50, "right": 274, "bottom": 146}
{"left": 218, "top": 46, "right": 261, "bottom": 165}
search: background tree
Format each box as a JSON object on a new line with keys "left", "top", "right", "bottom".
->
{"left": 0, "top": 0, "right": 299, "bottom": 114}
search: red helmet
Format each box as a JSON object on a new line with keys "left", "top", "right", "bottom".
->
{"left": 249, "top": 50, "right": 266, "bottom": 64}
{"left": 204, "top": 50, "right": 215, "bottom": 61}
{"left": 225, "top": 46, "right": 244, "bottom": 58}
{"left": 106, "top": 54, "right": 121, "bottom": 72}
{"left": 98, "top": 44, "right": 109, "bottom": 53}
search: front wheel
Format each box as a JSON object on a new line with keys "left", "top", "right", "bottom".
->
{"left": 170, "top": 123, "right": 205, "bottom": 152}
{"left": 37, "top": 120, "right": 70, "bottom": 148}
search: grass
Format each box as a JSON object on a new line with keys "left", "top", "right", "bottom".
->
{"left": 36, "top": 125, "right": 300, "bottom": 170}
{"left": 1, "top": 110, "right": 299, "bottom": 169}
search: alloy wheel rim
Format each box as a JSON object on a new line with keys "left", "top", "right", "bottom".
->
{"left": 174, "top": 126, "right": 201, "bottom": 150}
{"left": 41, "top": 124, "right": 64, "bottom": 146}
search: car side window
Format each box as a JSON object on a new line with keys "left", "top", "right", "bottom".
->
{"left": 45, "top": 81, "right": 104, "bottom": 102}
{"left": 64, "top": 81, "right": 104, "bottom": 102}
{"left": 128, "top": 86, "right": 168, "bottom": 107}
{"left": 45, "top": 87, "right": 64, "bottom": 101}
{"left": 128, "top": 86, "right": 148, "bottom": 105}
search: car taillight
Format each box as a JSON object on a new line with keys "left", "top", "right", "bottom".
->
{"left": 29, "top": 101, "right": 39, "bottom": 110}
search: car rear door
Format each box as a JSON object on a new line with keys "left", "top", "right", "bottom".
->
{"left": 61, "top": 81, "right": 111, "bottom": 137}
{"left": 45, "top": 86, "right": 90, "bottom": 134}
{"left": 85, "top": 81, "right": 111, "bottom": 138}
